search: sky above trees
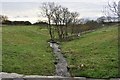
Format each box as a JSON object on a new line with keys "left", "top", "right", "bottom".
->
{"left": 1, "top": 0, "right": 120, "bottom": 23}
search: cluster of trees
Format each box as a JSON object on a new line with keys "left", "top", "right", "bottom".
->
{"left": 33, "top": 21, "right": 48, "bottom": 26}
{"left": 41, "top": 2, "right": 80, "bottom": 40}
{"left": 2, "top": 20, "right": 31, "bottom": 25}
{"left": 97, "top": 16, "right": 113, "bottom": 23}
{"left": 0, "top": 15, "right": 49, "bottom": 25}
{"left": 0, "top": 15, "right": 31, "bottom": 25}
{"left": 0, "top": 15, "right": 49, "bottom": 26}
{"left": 41, "top": 2, "right": 120, "bottom": 41}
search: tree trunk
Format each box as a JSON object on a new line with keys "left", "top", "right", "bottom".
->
{"left": 59, "top": 21, "right": 64, "bottom": 40}
{"left": 65, "top": 23, "right": 68, "bottom": 39}
{"left": 71, "top": 24, "right": 74, "bottom": 35}
{"left": 56, "top": 22, "right": 61, "bottom": 40}
{"left": 48, "top": 19, "right": 53, "bottom": 40}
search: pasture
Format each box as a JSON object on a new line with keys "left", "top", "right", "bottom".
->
{"left": 2, "top": 25, "right": 118, "bottom": 78}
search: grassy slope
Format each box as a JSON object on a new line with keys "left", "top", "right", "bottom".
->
{"left": 2, "top": 25, "right": 55, "bottom": 75}
{"left": 62, "top": 25, "right": 118, "bottom": 78}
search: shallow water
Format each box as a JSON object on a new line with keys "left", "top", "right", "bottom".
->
{"left": 49, "top": 42, "right": 70, "bottom": 77}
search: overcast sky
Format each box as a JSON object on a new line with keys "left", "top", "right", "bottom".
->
{"left": 1, "top": 0, "right": 120, "bottom": 23}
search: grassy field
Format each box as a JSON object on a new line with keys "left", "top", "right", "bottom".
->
{"left": 2, "top": 25, "right": 55, "bottom": 75}
{"left": 2, "top": 25, "right": 118, "bottom": 78}
{"left": 61, "top": 25, "right": 118, "bottom": 78}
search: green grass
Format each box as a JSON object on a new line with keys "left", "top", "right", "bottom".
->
{"left": 61, "top": 25, "right": 118, "bottom": 78}
{"left": 2, "top": 25, "right": 119, "bottom": 78}
{"left": 2, "top": 25, "right": 55, "bottom": 75}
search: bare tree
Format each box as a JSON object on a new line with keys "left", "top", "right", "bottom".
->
{"left": 62, "top": 8, "right": 71, "bottom": 38}
{"left": 0, "top": 15, "right": 8, "bottom": 23}
{"left": 108, "top": 1, "right": 120, "bottom": 21}
{"left": 70, "top": 12, "right": 79, "bottom": 34}
{"left": 118, "top": 1, "right": 120, "bottom": 20}
{"left": 41, "top": 2, "right": 81, "bottom": 41}
{"left": 53, "top": 6, "right": 72, "bottom": 39}
{"left": 52, "top": 5, "right": 63, "bottom": 40}
{"left": 41, "top": 2, "right": 55, "bottom": 40}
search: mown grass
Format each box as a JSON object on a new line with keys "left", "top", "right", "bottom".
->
{"left": 2, "top": 25, "right": 55, "bottom": 75}
{"left": 61, "top": 25, "right": 118, "bottom": 78}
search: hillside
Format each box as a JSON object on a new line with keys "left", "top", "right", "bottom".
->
{"left": 2, "top": 25, "right": 55, "bottom": 75}
{"left": 62, "top": 25, "right": 118, "bottom": 78}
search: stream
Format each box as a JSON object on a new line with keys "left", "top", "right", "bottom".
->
{"left": 49, "top": 42, "right": 70, "bottom": 77}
